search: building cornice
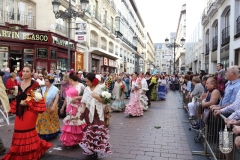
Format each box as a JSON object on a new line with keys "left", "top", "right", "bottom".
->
{"left": 129, "top": 0, "right": 145, "bottom": 28}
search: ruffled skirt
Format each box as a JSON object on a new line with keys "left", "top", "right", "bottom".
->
{"left": 124, "top": 90, "right": 143, "bottom": 116}
{"left": 60, "top": 105, "right": 87, "bottom": 147}
{"left": 2, "top": 128, "right": 52, "bottom": 160}
{"left": 111, "top": 99, "right": 125, "bottom": 112}
{"left": 79, "top": 125, "right": 112, "bottom": 158}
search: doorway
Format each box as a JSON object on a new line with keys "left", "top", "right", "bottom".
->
{"left": 9, "top": 50, "right": 22, "bottom": 71}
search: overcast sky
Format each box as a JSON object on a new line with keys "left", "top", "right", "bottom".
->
{"left": 136, "top": 0, "right": 204, "bottom": 43}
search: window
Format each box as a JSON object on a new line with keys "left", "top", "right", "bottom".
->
{"left": 214, "top": 23, "right": 218, "bottom": 36}
{"left": 6, "top": 0, "right": 14, "bottom": 19}
{"left": 225, "top": 10, "right": 230, "bottom": 27}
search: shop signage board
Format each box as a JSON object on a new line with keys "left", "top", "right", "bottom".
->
{"left": 75, "top": 22, "right": 87, "bottom": 42}
{"left": 52, "top": 36, "right": 75, "bottom": 49}
{"left": 103, "top": 57, "right": 109, "bottom": 66}
{"left": 0, "top": 29, "right": 48, "bottom": 42}
{"left": 36, "top": 48, "right": 48, "bottom": 58}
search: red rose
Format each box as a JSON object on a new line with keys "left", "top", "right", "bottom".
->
{"left": 92, "top": 78, "right": 99, "bottom": 85}
{"left": 121, "top": 85, "right": 125, "bottom": 90}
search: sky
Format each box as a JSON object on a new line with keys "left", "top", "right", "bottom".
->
{"left": 135, "top": 0, "right": 204, "bottom": 43}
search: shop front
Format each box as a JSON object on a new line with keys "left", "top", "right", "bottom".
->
{"left": 76, "top": 51, "right": 84, "bottom": 71}
{"left": 0, "top": 23, "right": 76, "bottom": 72}
{"left": 89, "top": 48, "right": 118, "bottom": 73}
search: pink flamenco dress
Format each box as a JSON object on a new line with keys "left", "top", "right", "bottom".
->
{"left": 124, "top": 78, "right": 143, "bottom": 117}
{"left": 60, "top": 83, "right": 87, "bottom": 147}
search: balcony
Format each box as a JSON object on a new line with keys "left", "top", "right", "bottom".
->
{"left": 124, "top": 56, "right": 126, "bottom": 62}
{"left": 215, "top": 0, "right": 225, "bottom": 5}
{"left": 206, "top": 43, "right": 209, "bottom": 55}
{"left": 92, "top": 10, "right": 101, "bottom": 27}
{"left": 110, "top": 26, "right": 116, "bottom": 38}
{"left": 90, "top": 39, "right": 98, "bottom": 47}
{"left": 235, "top": 16, "right": 240, "bottom": 38}
{"left": 102, "top": 19, "right": 110, "bottom": 34}
{"left": 55, "top": 23, "right": 67, "bottom": 35}
{"left": 127, "top": 58, "right": 129, "bottom": 62}
{"left": 115, "top": 52, "right": 118, "bottom": 56}
{"left": 201, "top": 9, "right": 209, "bottom": 26}
{"left": 111, "top": 1, "right": 116, "bottom": 11}
{"left": 207, "top": 1, "right": 217, "bottom": 17}
{"left": 109, "top": 48, "right": 113, "bottom": 53}
{"left": 120, "top": 54, "right": 122, "bottom": 57}
{"left": 101, "top": 45, "right": 107, "bottom": 50}
{"left": 115, "top": 31, "right": 137, "bottom": 52}
{"left": 0, "top": 10, "right": 36, "bottom": 28}
{"left": 212, "top": 36, "right": 218, "bottom": 52}
{"left": 222, "top": 26, "right": 230, "bottom": 47}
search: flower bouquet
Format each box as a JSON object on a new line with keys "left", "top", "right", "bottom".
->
{"left": 25, "top": 89, "right": 43, "bottom": 102}
{"left": 100, "top": 87, "right": 112, "bottom": 104}
{"left": 120, "top": 84, "right": 125, "bottom": 96}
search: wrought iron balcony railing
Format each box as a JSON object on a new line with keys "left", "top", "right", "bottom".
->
{"left": 55, "top": 23, "right": 67, "bottom": 35}
{"left": 222, "top": 26, "right": 230, "bottom": 46}
{"left": 0, "top": 10, "right": 36, "bottom": 28}
{"left": 212, "top": 36, "right": 218, "bottom": 51}
{"left": 90, "top": 39, "right": 98, "bottom": 47}
{"left": 206, "top": 43, "right": 209, "bottom": 54}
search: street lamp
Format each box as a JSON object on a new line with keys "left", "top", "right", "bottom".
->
{"left": 165, "top": 37, "right": 185, "bottom": 75}
{"left": 52, "top": 0, "right": 89, "bottom": 71}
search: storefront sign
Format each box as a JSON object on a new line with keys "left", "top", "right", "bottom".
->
{"left": 52, "top": 36, "right": 75, "bottom": 49}
{"left": 75, "top": 22, "right": 87, "bottom": 42}
{"left": 92, "top": 54, "right": 101, "bottom": 60}
{"left": 0, "top": 29, "right": 48, "bottom": 42}
{"left": 24, "top": 49, "right": 34, "bottom": 54}
{"left": 109, "top": 59, "right": 114, "bottom": 67}
{"left": 0, "top": 47, "right": 8, "bottom": 52}
{"left": 36, "top": 48, "right": 48, "bottom": 59}
{"left": 50, "top": 50, "right": 56, "bottom": 59}
{"left": 103, "top": 57, "right": 108, "bottom": 66}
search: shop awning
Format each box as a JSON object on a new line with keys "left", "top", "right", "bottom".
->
{"left": 89, "top": 47, "right": 118, "bottom": 60}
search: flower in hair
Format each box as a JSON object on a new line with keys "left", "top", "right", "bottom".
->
{"left": 92, "top": 78, "right": 99, "bottom": 85}
{"left": 70, "top": 69, "right": 75, "bottom": 74}
{"left": 49, "top": 75, "right": 54, "bottom": 80}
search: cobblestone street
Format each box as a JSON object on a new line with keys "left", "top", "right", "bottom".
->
{"left": 0, "top": 91, "right": 194, "bottom": 160}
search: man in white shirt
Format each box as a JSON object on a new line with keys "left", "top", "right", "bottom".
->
{"left": 36, "top": 74, "right": 45, "bottom": 87}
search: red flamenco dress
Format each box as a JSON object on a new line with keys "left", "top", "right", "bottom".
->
{"left": 2, "top": 80, "right": 52, "bottom": 160}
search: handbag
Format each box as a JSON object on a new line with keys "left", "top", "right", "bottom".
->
{"left": 203, "top": 108, "right": 210, "bottom": 124}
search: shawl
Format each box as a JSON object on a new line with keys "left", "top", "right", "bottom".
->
{"left": 0, "top": 78, "right": 10, "bottom": 112}
{"left": 42, "top": 85, "right": 59, "bottom": 107}
{"left": 81, "top": 84, "right": 104, "bottom": 123}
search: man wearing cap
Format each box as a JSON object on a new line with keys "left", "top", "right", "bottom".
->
{"left": 77, "top": 70, "right": 84, "bottom": 83}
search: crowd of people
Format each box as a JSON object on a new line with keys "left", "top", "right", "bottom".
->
{"left": 0, "top": 65, "right": 175, "bottom": 159}
{"left": 180, "top": 63, "right": 240, "bottom": 150}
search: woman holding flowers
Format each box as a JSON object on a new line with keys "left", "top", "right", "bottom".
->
{"left": 36, "top": 75, "right": 61, "bottom": 139}
{"left": 79, "top": 73, "right": 112, "bottom": 159}
{"left": 3, "top": 65, "right": 52, "bottom": 160}
{"left": 59, "top": 71, "right": 86, "bottom": 147}
{"left": 111, "top": 76, "right": 127, "bottom": 112}
{"left": 124, "top": 72, "right": 143, "bottom": 117}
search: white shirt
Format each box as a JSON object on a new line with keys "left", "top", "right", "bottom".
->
{"left": 141, "top": 78, "right": 148, "bottom": 89}
{"left": 37, "top": 78, "right": 45, "bottom": 86}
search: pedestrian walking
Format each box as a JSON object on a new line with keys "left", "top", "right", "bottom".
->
{"left": 60, "top": 71, "right": 86, "bottom": 147}
{"left": 79, "top": 73, "right": 112, "bottom": 159}
{"left": 2, "top": 65, "right": 52, "bottom": 160}
{"left": 36, "top": 75, "right": 61, "bottom": 139}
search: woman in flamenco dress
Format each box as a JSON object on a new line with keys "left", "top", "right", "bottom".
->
{"left": 59, "top": 71, "right": 86, "bottom": 147}
{"left": 79, "top": 73, "right": 112, "bottom": 160}
{"left": 124, "top": 72, "right": 143, "bottom": 117}
{"left": 36, "top": 75, "right": 61, "bottom": 139}
{"left": 2, "top": 65, "right": 52, "bottom": 160}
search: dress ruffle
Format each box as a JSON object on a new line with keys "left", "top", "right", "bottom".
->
{"left": 79, "top": 125, "right": 112, "bottom": 158}
{"left": 111, "top": 99, "right": 125, "bottom": 111}
{"left": 2, "top": 129, "right": 52, "bottom": 160}
{"left": 60, "top": 124, "right": 86, "bottom": 147}
{"left": 125, "top": 91, "right": 143, "bottom": 116}
{"left": 39, "top": 130, "right": 61, "bottom": 140}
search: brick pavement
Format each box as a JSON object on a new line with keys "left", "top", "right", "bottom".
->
{"left": 0, "top": 91, "right": 193, "bottom": 160}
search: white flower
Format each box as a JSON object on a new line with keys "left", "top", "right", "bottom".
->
{"left": 106, "top": 93, "right": 111, "bottom": 99}
{"left": 34, "top": 92, "right": 43, "bottom": 102}
{"left": 101, "top": 91, "right": 111, "bottom": 99}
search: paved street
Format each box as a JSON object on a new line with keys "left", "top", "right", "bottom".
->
{"left": 0, "top": 91, "right": 195, "bottom": 160}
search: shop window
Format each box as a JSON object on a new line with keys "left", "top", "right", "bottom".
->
{"left": 57, "top": 58, "right": 67, "bottom": 71}
{"left": 24, "top": 54, "right": 34, "bottom": 67}
{"left": 36, "top": 61, "right": 47, "bottom": 71}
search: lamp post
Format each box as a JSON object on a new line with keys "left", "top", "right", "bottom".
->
{"left": 165, "top": 37, "right": 185, "bottom": 75}
{"left": 52, "top": 0, "right": 89, "bottom": 71}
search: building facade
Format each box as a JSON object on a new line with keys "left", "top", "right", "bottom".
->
{"left": 154, "top": 43, "right": 172, "bottom": 74}
{"left": 143, "top": 32, "right": 155, "bottom": 73}
{"left": 201, "top": 0, "right": 240, "bottom": 74}
{"left": 0, "top": 0, "right": 78, "bottom": 71}
{"left": 175, "top": 4, "right": 186, "bottom": 74}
